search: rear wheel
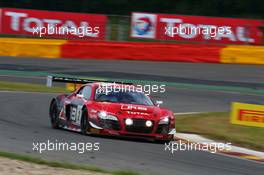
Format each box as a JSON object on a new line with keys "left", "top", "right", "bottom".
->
{"left": 49, "top": 100, "right": 60, "bottom": 129}
{"left": 81, "top": 108, "right": 90, "bottom": 135}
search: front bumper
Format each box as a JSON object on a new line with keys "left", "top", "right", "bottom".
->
{"left": 89, "top": 119, "right": 176, "bottom": 140}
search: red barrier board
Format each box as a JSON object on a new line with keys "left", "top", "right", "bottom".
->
{"left": 0, "top": 9, "right": 2, "bottom": 33}
{"left": 131, "top": 12, "right": 263, "bottom": 45}
{"left": 0, "top": 8, "right": 107, "bottom": 40}
{"left": 62, "top": 41, "right": 223, "bottom": 63}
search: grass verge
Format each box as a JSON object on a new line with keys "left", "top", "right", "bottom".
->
{"left": 175, "top": 112, "right": 264, "bottom": 151}
{"left": 0, "top": 81, "right": 68, "bottom": 93}
{"left": 0, "top": 151, "right": 141, "bottom": 175}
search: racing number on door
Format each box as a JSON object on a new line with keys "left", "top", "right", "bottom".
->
{"left": 70, "top": 105, "right": 82, "bottom": 125}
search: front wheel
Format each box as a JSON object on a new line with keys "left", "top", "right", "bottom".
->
{"left": 80, "top": 108, "right": 90, "bottom": 135}
{"left": 49, "top": 100, "right": 60, "bottom": 129}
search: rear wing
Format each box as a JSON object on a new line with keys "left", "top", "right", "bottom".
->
{"left": 46, "top": 76, "right": 133, "bottom": 90}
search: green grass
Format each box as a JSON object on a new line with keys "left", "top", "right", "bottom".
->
{"left": 0, "top": 81, "right": 69, "bottom": 93}
{"left": 175, "top": 112, "right": 264, "bottom": 151}
{"left": 0, "top": 151, "right": 141, "bottom": 175}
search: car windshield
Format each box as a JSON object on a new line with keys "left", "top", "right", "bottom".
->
{"left": 95, "top": 88, "right": 154, "bottom": 106}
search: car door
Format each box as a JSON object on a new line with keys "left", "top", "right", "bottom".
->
{"left": 67, "top": 85, "right": 92, "bottom": 126}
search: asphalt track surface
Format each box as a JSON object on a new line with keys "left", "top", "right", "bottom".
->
{"left": 0, "top": 56, "right": 264, "bottom": 175}
{"left": 1, "top": 56, "right": 264, "bottom": 112}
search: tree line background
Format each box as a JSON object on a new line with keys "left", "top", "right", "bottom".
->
{"left": 0, "top": 0, "right": 263, "bottom": 19}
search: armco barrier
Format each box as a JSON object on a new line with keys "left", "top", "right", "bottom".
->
{"left": 0, "top": 38, "right": 66, "bottom": 58}
{"left": 61, "top": 41, "right": 223, "bottom": 63}
{"left": 220, "top": 45, "right": 264, "bottom": 65}
{"left": 0, "top": 38, "right": 263, "bottom": 65}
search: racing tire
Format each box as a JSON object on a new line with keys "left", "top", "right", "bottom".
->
{"left": 80, "top": 108, "right": 90, "bottom": 135}
{"left": 49, "top": 100, "right": 60, "bottom": 129}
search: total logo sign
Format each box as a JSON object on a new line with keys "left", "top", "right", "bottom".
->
{"left": 157, "top": 14, "right": 263, "bottom": 44}
{"left": 131, "top": 12, "right": 263, "bottom": 45}
{"left": 130, "top": 13, "right": 157, "bottom": 39}
{"left": 0, "top": 8, "right": 107, "bottom": 40}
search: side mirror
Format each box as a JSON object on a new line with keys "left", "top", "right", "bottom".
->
{"left": 155, "top": 100, "right": 163, "bottom": 107}
{"left": 76, "top": 94, "right": 84, "bottom": 98}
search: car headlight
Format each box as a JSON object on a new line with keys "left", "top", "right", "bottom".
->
{"left": 98, "top": 111, "right": 107, "bottom": 119}
{"left": 145, "top": 120, "right": 153, "bottom": 127}
{"left": 125, "top": 118, "right": 133, "bottom": 126}
{"left": 98, "top": 111, "right": 118, "bottom": 121}
{"left": 159, "top": 117, "right": 169, "bottom": 124}
{"left": 107, "top": 114, "right": 118, "bottom": 121}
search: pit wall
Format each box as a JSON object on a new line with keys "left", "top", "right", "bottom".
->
{"left": 0, "top": 38, "right": 263, "bottom": 65}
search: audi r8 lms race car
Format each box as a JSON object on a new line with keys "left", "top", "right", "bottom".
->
{"left": 49, "top": 76, "right": 176, "bottom": 141}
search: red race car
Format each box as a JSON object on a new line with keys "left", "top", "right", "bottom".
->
{"left": 48, "top": 76, "right": 176, "bottom": 141}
